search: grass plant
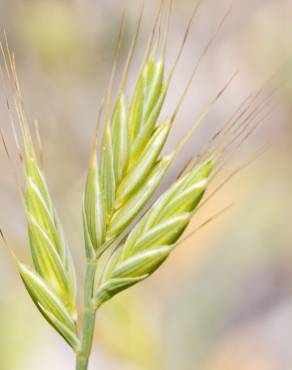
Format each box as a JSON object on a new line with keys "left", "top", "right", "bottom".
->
{"left": 0, "top": 1, "right": 274, "bottom": 369}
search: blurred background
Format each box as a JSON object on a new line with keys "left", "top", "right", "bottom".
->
{"left": 0, "top": 0, "right": 291, "bottom": 369}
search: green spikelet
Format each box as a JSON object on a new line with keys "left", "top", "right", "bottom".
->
{"left": 95, "top": 159, "right": 213, "bottom": 305}
{"left": 85, "top": 55, "right": 169, "bottom": 253}
{"left": 21, "top": 126, "right": 78, "bottom": 348}
{"left": 83, "top": 130, "right": 106, "bottom": 258}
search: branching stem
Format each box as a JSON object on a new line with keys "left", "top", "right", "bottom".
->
{"left": 76, "top": 261, "right": 101, "bottom": 370}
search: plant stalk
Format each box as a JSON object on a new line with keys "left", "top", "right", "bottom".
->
{"left": 76, "top": 261, "right": 98, "bottom": 370}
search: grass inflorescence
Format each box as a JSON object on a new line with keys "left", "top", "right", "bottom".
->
{"left": 0, "top": 1, "right": 276, "bottom": 369}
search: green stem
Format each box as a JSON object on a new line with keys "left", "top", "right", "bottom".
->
{"left": 76, "top": 261, "right": 98, "bottom": 370}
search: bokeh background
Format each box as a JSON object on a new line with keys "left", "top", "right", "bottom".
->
{"left": 0, "top": 0, "right": 291, "bottom": 369}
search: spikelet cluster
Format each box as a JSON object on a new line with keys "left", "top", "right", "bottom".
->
{"left": 81, "top": 2, "right": 224, "bottom": 312}
{"left": 82, "top": 1, "right": 235, "bottom": 266}
{"left": 81, "top": 5, "right": 230, "bottom": 308}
